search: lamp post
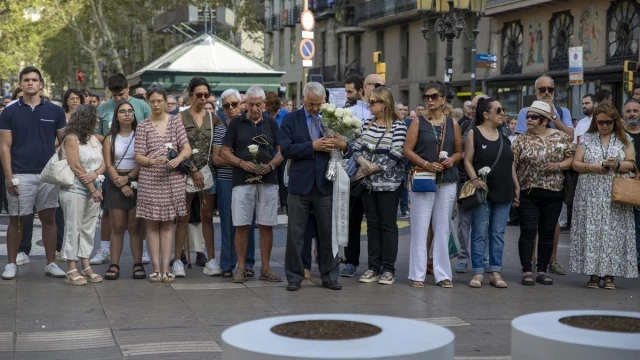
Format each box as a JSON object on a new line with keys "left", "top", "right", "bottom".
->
{"left": 417, "top": 0, "right": 487, "bottom": 100}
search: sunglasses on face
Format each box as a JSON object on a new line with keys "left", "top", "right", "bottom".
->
{"left": 526, "top": 114, "right": 541, "bottom": 120}
{"left": 596, "top": 120, "right": 615, "bottom": 126}
{"left": 423, "top": 93, "right": 442, "bottom": 101}
{"left": 223, "top": 101, "right": 239, "bottom": 109}
{"left": 117, "top": 109, "right": 134, "bottom": 115}
{"left": 368, "top": 99, "right": 384, "bottom": 106}
{"left": 538, "top": 87, "right": 555, "bottom": 94}
{"left": 192, "top": 92, "right": 210, "bottom": 99}
{"left": 493, "top": 107, "right": 505, "bottom": 114}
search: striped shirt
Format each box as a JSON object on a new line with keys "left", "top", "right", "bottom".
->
{"left": 353, "top": 119, "right": 407, "bottom": 191}
{"left": 213, "top": 123, "right": 233, "bottom": 181}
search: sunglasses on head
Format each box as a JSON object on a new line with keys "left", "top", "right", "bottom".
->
{"left": 596, "top": 120, "right": 615, "bottom": 126}
{"left": 538, "top": 87, "right": 555, "bottom": 94}
{"left": 192, "top": 92, "right": 210, "bottom": 99}
{"left": 223, "top": 101, "right": 239, "bottom": 109}
{"left": 423, "top": 93, "right": 442, "bottom": 101}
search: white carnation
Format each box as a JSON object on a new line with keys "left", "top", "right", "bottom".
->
{"left": 130, "top": 181, "right": 138, "bottom": 189}
{"left": 96, "top": 175, "right": 105, "bottom": 183}
{"left": 192, "top": 149, "right": 199, "bottom": 154}
{"left": 478, "top": 166, "right": 491, "bottom": 177}
{"left": 10, "top": 178, "right": 19, "bottom": 186}
{"left": 165, "top": 143, "right": 174, "bottom": 150}
{"left": 439, "top": 151, "right": 449, "bottom": 159}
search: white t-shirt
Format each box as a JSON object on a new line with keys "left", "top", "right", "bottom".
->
{"left": 573, "top": 116, "right": 591, "bottom": 144}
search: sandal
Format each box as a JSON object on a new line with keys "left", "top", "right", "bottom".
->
{"left": 587, "top": 275, "right": 601, "bottom": 289}
{"left": 65, "top": 269, "right": 87, "bottom": 286}
{"left": 132, "top": 263, "right": 146, "bottom": 280}
{"left": 490, "top": 274, "right": 507, "bottom": 288}
{"left": 603, "top": 276, "right": 616, "bottom": 290}
{"left": 245, "top": 269, "right": 255, "bottom": 278}
{"left": 105, "top": 264, "right": 120, "bottom": 281}
{"left": 221, "top": 270, "right": 232, "bottom": 278}
{"left": 83, "top": 267, "right": 103, "bottom": 283}
{"left": 536, "top": 273, "right": 553, "bottom": 285}
{"left": 410, "top": 280, "right": 424, "bottom": 288}
{"left": 521, "top": 273, "right": 535, "bottom": 286}
{"left": 231, "top": 270, "right": 246, "bottom": 283}
{"left": 259, "top": 269, "right": 282, "bottom": 282}
{"left": 162, "top": 272, "right": 175, "bottom": 283}
{"left": 149, "top": 272, "right": 162, "bottom": 283}
{"left": 469, "top": 275, "right": 483, "bottom": 288}
{"left": 437, "top": 279, "right": 453, "bottom": 288}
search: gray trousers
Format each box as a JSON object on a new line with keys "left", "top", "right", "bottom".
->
{"left": 285, "top": 186, "right": 339, "bottom": 284}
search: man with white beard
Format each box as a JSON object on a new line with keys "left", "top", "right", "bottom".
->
{"left": 623, "top": 98, "right": 640, "bottom": 272}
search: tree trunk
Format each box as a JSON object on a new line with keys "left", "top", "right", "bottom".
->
{"left": 89, "top": 0, "right": 124, "bottom": 74}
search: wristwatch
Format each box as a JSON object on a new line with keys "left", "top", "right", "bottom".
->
{"left": 551, "top": 114, "right": 558, "bottom": 120}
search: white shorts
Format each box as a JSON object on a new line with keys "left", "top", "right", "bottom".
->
{"left": 231, "top": 184, "right": 278, "bottom": 226}
{"left": 7, "top": 174, "right": 59, "bottom": 216}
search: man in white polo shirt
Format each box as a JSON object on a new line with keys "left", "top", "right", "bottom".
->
{"left": 573, "top": 94, "right": 597, "bottom": 145}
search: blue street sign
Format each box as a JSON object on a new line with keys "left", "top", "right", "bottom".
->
{"left": 299, "top": 39, "right": 315, "bottom": 61}
{"left": 477, "top": 54, "right": 497, "bottom": 62}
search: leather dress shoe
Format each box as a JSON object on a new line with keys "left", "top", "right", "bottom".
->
{"left": 321, "top": 280, "right": 342, "bottom": 290}
{"left": 287, "top": 282, "right": 301, "bottom": 291}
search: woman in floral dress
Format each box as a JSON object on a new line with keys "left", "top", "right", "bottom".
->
{"left": 570, "top": 103, "right": 638, "bottom": 289}
{"left": 135, "top": 87, "right": 191, "bottom": 282}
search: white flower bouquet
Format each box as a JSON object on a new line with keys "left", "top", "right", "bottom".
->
{"left": 319, "top": 104, "right": 363, "bottom": 181}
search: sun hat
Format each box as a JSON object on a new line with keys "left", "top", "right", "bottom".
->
{"left": 527, "top": 101, "right": 554, "bottom": 121}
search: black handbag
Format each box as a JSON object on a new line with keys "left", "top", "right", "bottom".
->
{"left": 457, "top": 133, "right": 503, "bottom": 211}
{"left": 350, "top": 128, "right": 385, "bottom": 197}
{"left": 167, "top": 118, "right": 194, "bottom": 175}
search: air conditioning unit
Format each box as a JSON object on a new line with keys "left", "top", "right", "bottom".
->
{"left": 309, "top": 74, "right": 324, "bottom": 84}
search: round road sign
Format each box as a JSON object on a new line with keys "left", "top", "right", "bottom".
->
{"left": 299, "top": 39, "right": 315, "bottom": 61}
{"left": 300, "top": 10, "right": 315, "bottom": 31}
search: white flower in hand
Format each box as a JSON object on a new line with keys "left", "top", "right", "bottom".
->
{"left": 326, "top": 104, "right": 337, "bottom": 113}
{"left": 439, "top": 151, "right": 449, "bottom": 160}
{"left": 96, "top": 175, "right": 105, "bottom": 183}
{"left": 11, "top": 178, "right": 19, "bottom": 186}
{"left": 248, "top": 144, "right": 259, "bottom": 155}
{"left": 192, "top": 149, "right": 199, "bottom": 154}
{"left": 165, "top": 143, "right": 174, "bottom": 150}
{"left": 320, "top": 103, "right": 329, "bottom": 112}
{"left": 335, "top": 108, "right": 345, "bottom": 118}
{"left": 130, "top": 181, "right": 138, "bottom": 189}
{"left": 478, "top": 167, "right": 491, "bottom": 177}
{"left": 344, "top": 108, "right": 354, "bottom": 117}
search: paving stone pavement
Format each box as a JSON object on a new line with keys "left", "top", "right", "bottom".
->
{"left": 0, "top": 215, "right": 638, "bottom": 359}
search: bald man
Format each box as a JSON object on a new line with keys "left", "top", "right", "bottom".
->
{"left": 462, "top": 100, "right": 473, "bottom": 121}
{"left": 363, "top": 74, "right": 385, "bottom": 102}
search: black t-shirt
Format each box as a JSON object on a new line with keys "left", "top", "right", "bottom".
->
{"left": 625, "top": 129, "right": 640, "bottom": 166}
{"left": 222, "top": 114, "right": 280, "bottom": 187}
{"left": 472, "top": 128, "right": 514, "bottom": 203}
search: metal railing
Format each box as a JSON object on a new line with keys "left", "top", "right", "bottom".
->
{"left": 355, "top": 0, "right": 416, "bottom": 23}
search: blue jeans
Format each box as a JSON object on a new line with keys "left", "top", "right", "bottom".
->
{"left": 217, "top": 179, "right": 255, "bottom": 271}
{"left": 634, "top": 207, "right": 640, "bottom": 266}
{"left": 470, "top": 200, "right": 511, "bottom": 274}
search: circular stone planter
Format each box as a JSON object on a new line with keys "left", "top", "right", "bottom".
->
{"left": 512, "top": 310, "right": 640, "bottom": 360}
{"left": 221, "top": 314, "right": 454, "bottom": 359}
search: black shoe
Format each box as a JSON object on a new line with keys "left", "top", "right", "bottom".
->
{"left": 287, "top": 282, "right": 301, "bottom": 291}
{"left": 321, "top": 280, "right": 342, "bottom": 290}
{"left": 195, "top": 252, "right": 207, "bottom": 267}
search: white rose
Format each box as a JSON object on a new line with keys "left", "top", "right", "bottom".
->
{"left": 326, "top": 104, "right": 337, "bottom": 113}
{"left": 351, "top": 118, "right": 363, "bottom": 128}
{"left": 10, "top": 178, "right": 19, "bottom": 186}
{"left": 439, "top": 151, "right": 449, "bottom": 159}
{"left": 320, "top": 103, "right": 329, "bottom": 112}
{"left": 165, "top": 143, "right": 174, "bottom": 150}
{"left": 96, "top": 175, "right": 105, "bottom": 183}
{"left": 130, "top": 181, "right": 138, "bottom": 189}
{"left": 478, "top": 166, "right": 491, "bottom": 177}
{"left": 343, "top": 108, "right": 353, "bottom": 117}
{"left": 248, "top": 144, "right": 259, "bottom": 155}
{"left": 335, "top": 108, "right": 345, "bottom": 118}
{"left": 192, "top": 149, "right": 199, "bottom": 154}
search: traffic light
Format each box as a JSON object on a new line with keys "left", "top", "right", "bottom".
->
{"left": 624, "top": 60, "right": 637, "bottom": 93}
{"left": 373, "top": 51, "right": 386, "bottom": 82}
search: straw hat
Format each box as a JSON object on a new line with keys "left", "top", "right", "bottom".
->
{"left": 527, "top": 101, "right": 554, "bottom": 121}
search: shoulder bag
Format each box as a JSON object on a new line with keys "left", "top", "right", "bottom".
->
{"left": 612, "top": 160, "right": 640, "bottom": 207}
{"left": 457, "top": 132, "right": 503, "bottom": 211}
{"left": 185, "top": 112, "right": 214, "bottom": 193}
{"left": 168, "top": 116, "right": 195, "bottom": 175}
{"left": 39, "top": 136, "right": 75, "bottom": 187}
{"left": 410, "top": 116, "right": 448, "bottom": 193}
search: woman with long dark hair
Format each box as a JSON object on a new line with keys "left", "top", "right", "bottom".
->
{"left": 102, "top": 101, "right": 143, "bottom": 280}
{"left": 174, "top": 77, "right": 221, "bottom": 277}
{"left": 63, "top": 88, "right": 84, "bottom": 120}
{"left": 59, "top": 105, "right": 105, "bottom": 285}
{"left": 464, "top": 97, "right": 520, "bottom": 289}
{"left": 135, "top": 87, "right": 191, "bottom": 282}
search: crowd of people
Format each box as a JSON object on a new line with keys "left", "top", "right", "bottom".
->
{"left": 0, "top": 66, "right": 638, "bottom": 291}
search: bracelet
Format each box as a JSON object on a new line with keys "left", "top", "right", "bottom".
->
{"left": 90, "top": 189, "right": 98, "bottom": 195}
{"left": 238, "top": 160, "right": 243, "bottom": 167}
{"left": 616, "top": 161, "right": 621, "bottom": 170}
{"left": 422, "top": 160, "right": 428, "bottom": 169}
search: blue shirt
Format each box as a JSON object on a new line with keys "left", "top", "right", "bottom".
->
{"left": 0, "top": 98, "right": 66, "bottom": 174}
{"left": 350, "top": 100, "right": 372, "bottom": 122}
{"left": 264, "top": 108, "right": 289, "bottom": 127}
{"left": 515, "top": 106, "right": 573, "bottom": 134}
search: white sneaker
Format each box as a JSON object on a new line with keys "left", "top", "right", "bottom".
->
{"left": 172, "top": 260, "right": 186, "bottom": 277}
{"left": 141, "top": 245, "right": 150, "bottom": 265}
{"left": 2, "top": 264, "right": 17, "bottom": 280}
{"left": 203, "top": 258, "right": 222, "bottom": 276}
{"left": 45, "top": 262, "right": 65, "bottom": 278}
{"left": 89, "top": 248, "right": 110, "bottom": 265}
{"left": 16, "top": 252, "right": 30, "bottom": 266}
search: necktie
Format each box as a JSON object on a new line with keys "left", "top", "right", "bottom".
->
{"left": 309, "top": 115, "right": 320, "bottom": 140}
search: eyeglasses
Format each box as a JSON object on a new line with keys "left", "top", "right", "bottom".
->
{"left": 596, "top": 120, "right": 615, "bottom": 126}
{"left": 223, "top": 101, "right": 239, "bottom": 109}
{"left": 526, "top": 114, "right": 541, "bottom": 120}
{"left": 117, "top": 109, "right": 134, "bottom": 115}
{"left": 167, "top": 102, "right": 177, "bottom": 106}
{"left": 149, "top": 100, "right": 164, "bottom": 105}
{"left": 192, "top": 92, "right": 210, "bottom": 99}
{"left": 423, "top": 93, "right": 442, "bottom": 101}
{"left": 368, "top": 99, "right": 384, "bottom": 106}
{"left": 538, "top": 87, "right": 555, "bottom": 94}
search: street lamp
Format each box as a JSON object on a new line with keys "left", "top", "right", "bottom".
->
{"left": 417, "top": 0, "right": 488, "bottom": 100}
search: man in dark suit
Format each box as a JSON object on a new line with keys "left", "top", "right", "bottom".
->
{"left": 280, "top": 82, "right": 351, "bottom": 291}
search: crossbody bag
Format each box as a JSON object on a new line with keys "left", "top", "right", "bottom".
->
{"left": 457, "top": 132, "right": 503, "bottom": 211}
{"left": 410, "top": 116, "right": 448, "bottom": 192}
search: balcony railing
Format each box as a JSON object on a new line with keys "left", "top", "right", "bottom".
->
{"left": 355, "top": 0, "right": 416, "bottom": 23}
{"left": 281, "top": 7, "right": 299, "bottom": 27}
{"left": 336, "top": 1, "right": 358, "bottom": 28}
{"left": 271, "top": 14, "right": 282, "bottom": 30}
{"left": 312, "top": 0, "right": 335, "bottom": 13}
